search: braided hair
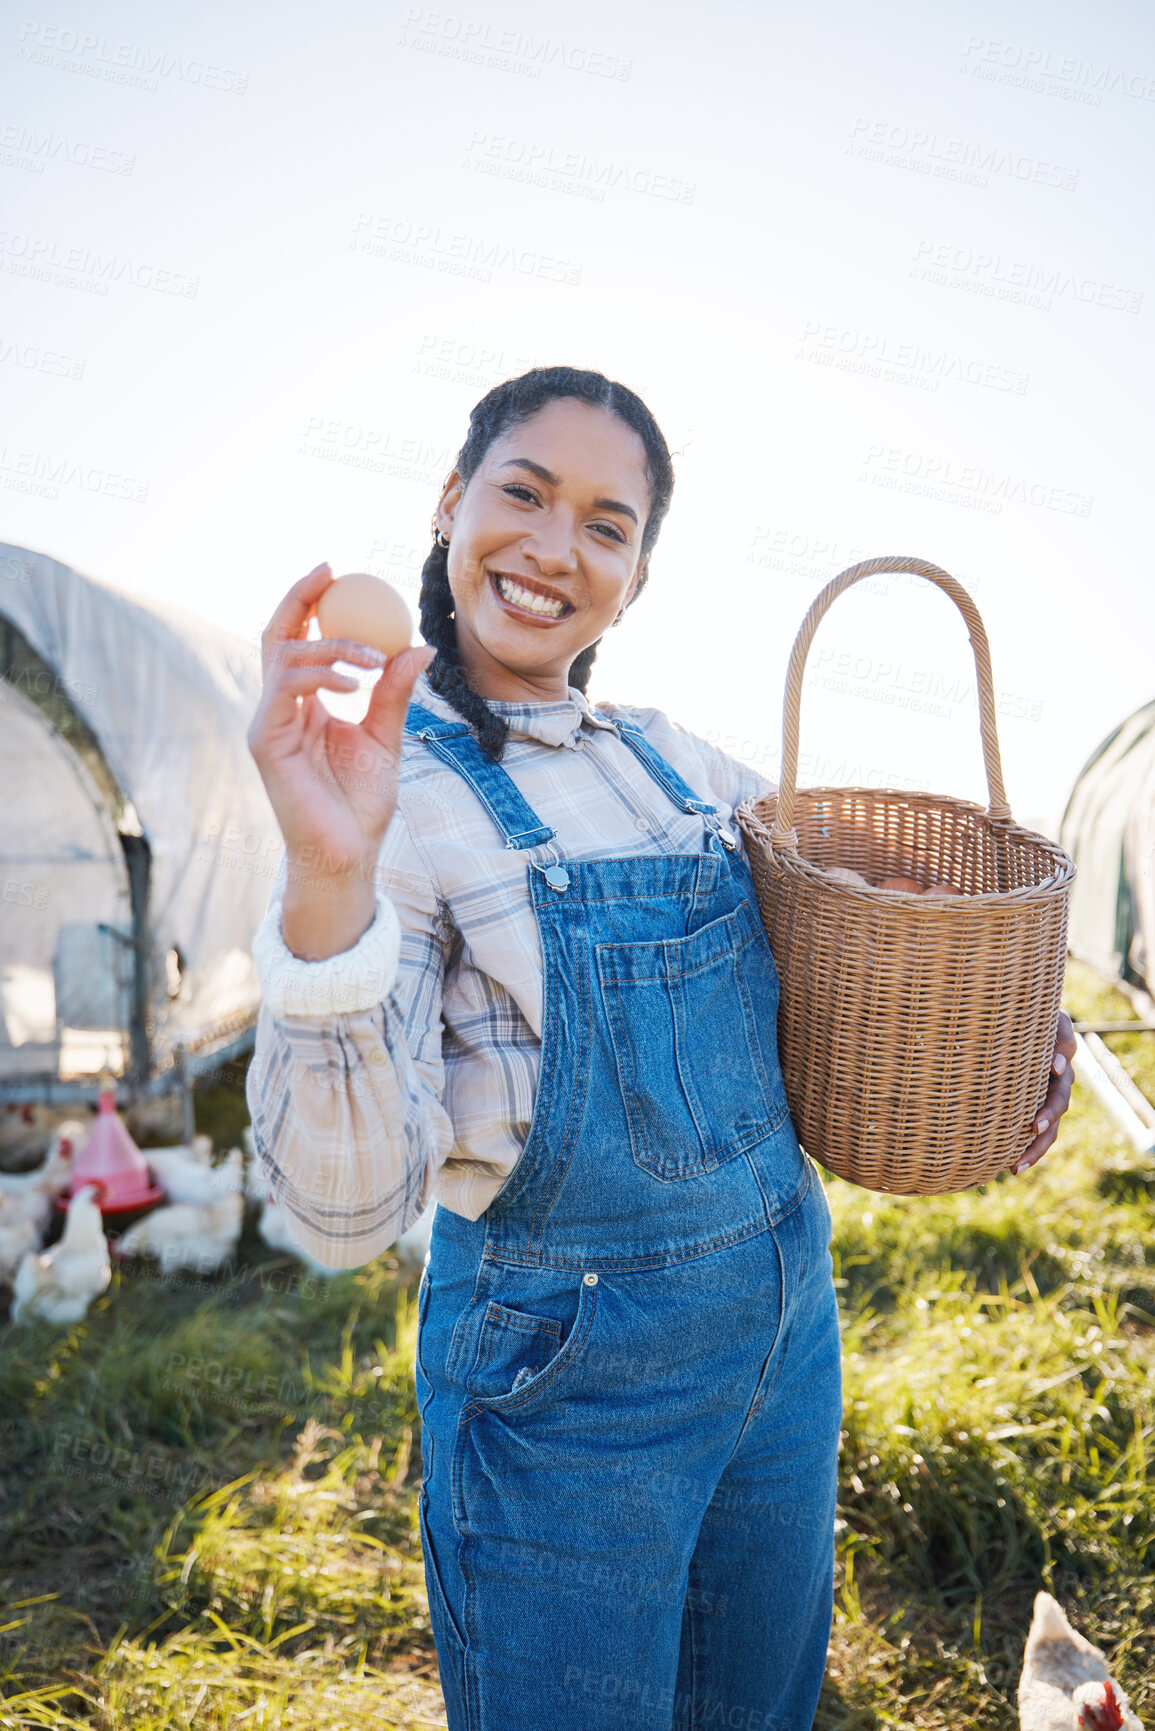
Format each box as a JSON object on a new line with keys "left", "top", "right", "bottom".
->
{"left": 418, "top": 365, "right": 675, "bottom": 762}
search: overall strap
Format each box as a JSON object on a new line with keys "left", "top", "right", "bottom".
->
{"left": 403, "top": 701, "right": 555, "bottom": 851}
{"left": 613, "top": 720, "right": 738, "bottom": 849}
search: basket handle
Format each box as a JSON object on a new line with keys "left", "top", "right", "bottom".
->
{"left": 770, "top": 556, "right": 1012, "bottom": 849}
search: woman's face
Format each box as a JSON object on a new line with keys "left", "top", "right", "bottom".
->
{"left": 433, "top": 397, "right": 651, "bottom": 702}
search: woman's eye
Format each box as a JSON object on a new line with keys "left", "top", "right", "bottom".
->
{"left": 502, "top": 483, "right": 538, "bottom": 503}
{"left": 592, "top": 523, "right": 626, "bottom": 543}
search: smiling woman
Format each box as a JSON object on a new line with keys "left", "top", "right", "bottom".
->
{"left": 417, "top": 367, "right": 674, "bottom": 748}
{"left": 243, "top": 363, "right": 1074, "bottom": 1731}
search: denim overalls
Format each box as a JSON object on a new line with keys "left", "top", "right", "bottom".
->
{"left": 405, "top": 700, "right": 842, "bottom": 1731}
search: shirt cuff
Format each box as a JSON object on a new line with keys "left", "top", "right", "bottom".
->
{"left": 251, "top": 888, "right": 401, "bottom": 1018}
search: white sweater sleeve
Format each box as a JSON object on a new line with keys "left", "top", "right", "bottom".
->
{"left": 250, "top": 875, "right": 403, "bottom": 1018}
{"left": 243, "top": 826, "right": 456, "bottom": 1271}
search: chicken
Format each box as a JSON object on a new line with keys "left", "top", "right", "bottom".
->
{"left": 147, "top": 1142, "right": 242, "bottom": 1205}
{"left": 393, "top": 1198, "right": 436, "bottom": 1273}
{"left": 115, "top": 1191, "right": 243, "bottom": 1277}
{"left": 0, "top": 1126, "right": 84, "bottom": 1239}
{"left": 0, "top": 1102, "right": 90, "bottom": 1161}
{"left": 0, "top": 1200, "right": 42, "bottom": 1283}
{"left": 241, "top": 1123, "right": 270, "bottom": 1201}
{"left": 0, "top": 1121, "right": 83, "bottom": 1198}
{"left": 1018, "top": 1592, "right": 1144, "bottom": 1729}
{"left": 11, "top": 1183, "right": 111, "bottom": 1324}
{"left": 256, "top": 1192, "right": 341, "bottom": 1280}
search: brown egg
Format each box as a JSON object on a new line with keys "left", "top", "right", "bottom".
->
{"left": 875, "top": 875, "right": 923, "bottom": 895}
{"left": 922, "top": 882, "right": 965, "bottom": 897}
{"left": 316, "top": 573, "right": 413, "bottom": 657}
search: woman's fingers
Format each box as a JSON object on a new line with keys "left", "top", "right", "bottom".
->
{"left": 361, "top": 643, "right": 438, "bottom": 747}
{"left": 268, "top": 636, "right": 388, "bottom": 674}
{"left": 1011, "top": 1048, "right": 1076, "bottom": 1174}
{"left": 1051, "top": 1009, "right": 1077, "bottom": 1074}
{"left": 259, "top": 562, "right": 334, "bottom": 675}
{"left": 248, "top": 664, "right": 360, "bottom": 754}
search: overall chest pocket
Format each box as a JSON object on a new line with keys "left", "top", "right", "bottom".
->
{"left": 595, "top": 898, "right": 790, "bottom": 1180}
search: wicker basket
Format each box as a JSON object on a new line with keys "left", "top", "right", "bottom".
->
{"left": 735, "top": 556, "right": 1076, "bottom": 1195}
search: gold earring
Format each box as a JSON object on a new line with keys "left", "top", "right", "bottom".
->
{"left": 434, "top": 529, "right": 449, "bottom": 548}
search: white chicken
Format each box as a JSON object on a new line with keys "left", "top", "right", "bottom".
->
{"left": 0, "top": 1200, "right": 42, "bottom": 1284}
{"left": 256, "top": 1192, "right": 342, "bottom": 1280}
{"left": 394, "top": 1198, "right": 436, "bottom": 1273}
{"left": 11, "top": 1183, "right": 111, "bottom": 1324}
{"left": 0, "top": 1121, "right": 84, "bottom": 1197}
{"left": 0, "top": 1125, "right": 85, "bottom": 1239}
{"left": 241, "top": 1124, "right": 269, "bottom": 1201}
{"left": 115, "top": 1191, "right": 243, "bottom": 1277}
{"left": 147, "top": 1141, "right": 242, "bottom": 1206}
{"left": 1018, "top": 1592, "right": 1144, "bottom": 1729}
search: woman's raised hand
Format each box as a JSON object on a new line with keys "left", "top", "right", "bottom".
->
{"left": 247, "top": 562, "right": 435, "bottom": 954}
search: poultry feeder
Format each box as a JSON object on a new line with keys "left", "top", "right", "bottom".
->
{"left": 55, "top": 1079, "right": 165, "bottom": 1215}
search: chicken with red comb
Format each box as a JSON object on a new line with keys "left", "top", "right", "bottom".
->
{"left": 1075, "top": 1680, "right": 1127, "bottom": 1731}
{"left": 1018, "top": 1594, "right": 1143, "bottom": 1729}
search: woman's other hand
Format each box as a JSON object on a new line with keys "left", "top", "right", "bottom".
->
{"left": 1009, "top": 1009, "right": 1078, "bottom": 1175}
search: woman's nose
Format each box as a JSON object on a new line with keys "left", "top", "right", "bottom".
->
{"left": 520, "top": 513, "right": 580, "bottom": 573}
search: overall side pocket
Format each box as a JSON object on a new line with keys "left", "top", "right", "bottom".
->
{"left": 463, "top": 1274, "right": 600, "bottom": 1417}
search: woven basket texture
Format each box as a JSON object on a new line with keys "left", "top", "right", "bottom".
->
{"left": 734, "top": 557, "right": 1075, "bottom": 1194}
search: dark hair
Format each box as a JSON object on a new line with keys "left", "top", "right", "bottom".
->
{"left": 417, "top": 365, "right": 674, "bottom": 762}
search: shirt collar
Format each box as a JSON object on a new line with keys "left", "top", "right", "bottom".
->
{"left": 412, "top": 670, "right": 618, "bottom": 750}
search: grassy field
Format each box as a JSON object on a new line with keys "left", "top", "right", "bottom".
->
{"left": 1, "top": 957, "right": 1152, "bottom": 1729}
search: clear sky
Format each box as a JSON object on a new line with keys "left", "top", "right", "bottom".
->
{"left": 3, "top": 0, "right": 1153, "bottom": 832}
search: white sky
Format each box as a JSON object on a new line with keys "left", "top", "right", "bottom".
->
{"left": 3, "top": 0, "right": 1153, "bottom": 832}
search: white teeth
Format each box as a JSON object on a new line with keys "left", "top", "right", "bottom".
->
{"left": 495, "top": 574, "right": 566, "bottom": 617}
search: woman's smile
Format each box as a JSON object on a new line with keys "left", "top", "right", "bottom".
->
{"left": 487, "top": 566, "right": 577, "bottom": 625}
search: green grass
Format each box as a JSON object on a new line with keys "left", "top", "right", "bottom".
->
{"left": 2, "top": 963, "right": 1154, "bottom": 1729}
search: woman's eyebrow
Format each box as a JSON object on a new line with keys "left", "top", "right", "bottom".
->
{"left": 498, "top": 457, "right": 639, "bottom": 525}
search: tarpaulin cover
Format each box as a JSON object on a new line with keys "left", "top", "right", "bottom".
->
{"left": 0, "top": 541, "right": 279, "bottom": 1081}
{"left": 1059, "top": 697, "right": 1155, "bottom": 994}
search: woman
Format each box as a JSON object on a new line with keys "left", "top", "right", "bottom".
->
{"left": 245, "top": 366, "right": 1076, "bottom": 1730}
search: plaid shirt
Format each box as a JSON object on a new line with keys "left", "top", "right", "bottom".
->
{"left": 245, "top": 670, "right": 776, "bottom": 1269}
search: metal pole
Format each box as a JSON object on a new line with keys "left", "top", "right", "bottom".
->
{"left": 175, "top": 1042, "right": 197, "bottom": 1144}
